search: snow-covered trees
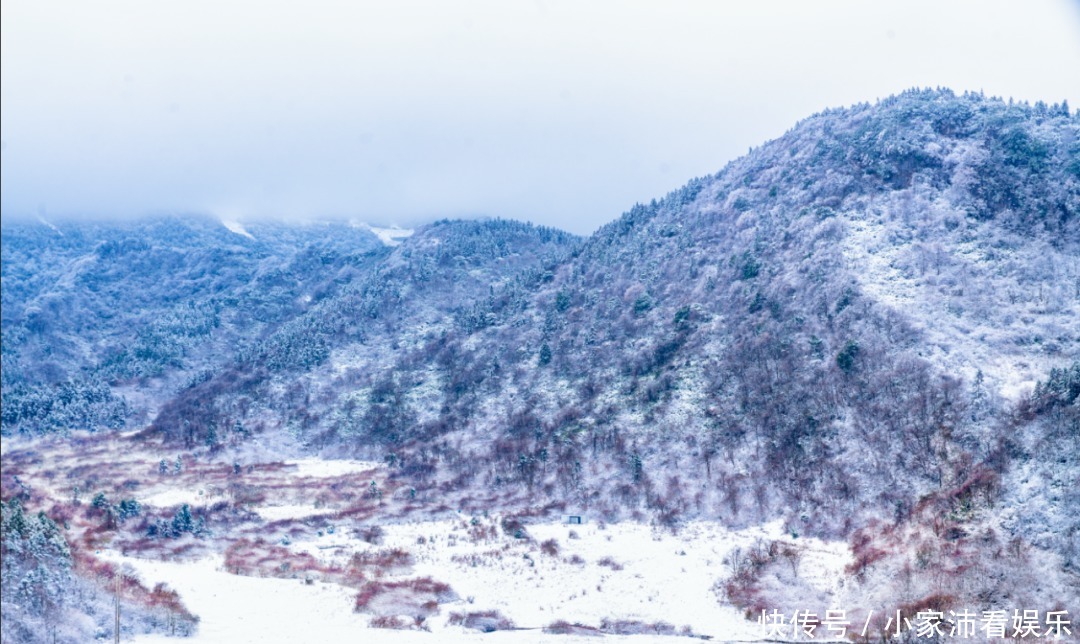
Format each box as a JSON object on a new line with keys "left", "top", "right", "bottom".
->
{"left": 1, "top": 377, "right": 128, "bottom": 436}
{"left": 1, "top": 499, "right": 72, "bottom": 618}
{"left": 0, "top": 216, "right": 389, "bottom": 436}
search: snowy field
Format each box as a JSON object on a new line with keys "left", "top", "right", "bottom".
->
{"left": 3, "top": 432, "right": 851, "bottom": 643}
{"left": 117, "top": 517, "right": 847, "bottom": 643}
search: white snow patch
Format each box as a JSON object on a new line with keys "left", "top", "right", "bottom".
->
{"left": 221, "top": 219, "right": 255, "bottom": 240}
{"left": 255, "top": 504, "right": 339, "bottom": 522}
{"left": 37, "top": 216, "right": 62, "bottom": 234}
{"left": 119, "top": 555, "right": 384, "bottom": 644}
{"left": 998, "top": 378, "right": 1037, "bottom": 402}
{"left": 142, "top": 488, "right": 211, "bottom": 509}
{"left": 286, "top": 457, "right": 380, "bottom": 478}
{"left": 353, "top": 221, "right": 415, "bottom": 246}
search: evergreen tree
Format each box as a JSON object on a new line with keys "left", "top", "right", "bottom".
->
{"left": 170, "top": 504, "right": 194, "bottom": 536}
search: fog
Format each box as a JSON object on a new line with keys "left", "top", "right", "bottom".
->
{"left": 2, "top": 0, "right": 1078, "bottom": 234}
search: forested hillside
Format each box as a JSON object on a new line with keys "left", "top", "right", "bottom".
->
{"left": 1, "top": 218, "right": 388, "bottom": 433}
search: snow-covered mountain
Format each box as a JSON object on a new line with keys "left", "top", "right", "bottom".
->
{"left": 3, "top": 89, "right": 1077, "bottom": 639}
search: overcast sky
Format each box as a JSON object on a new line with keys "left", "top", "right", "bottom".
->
{"left": 2, "top": 1, "right": 1078, "bottom": 234}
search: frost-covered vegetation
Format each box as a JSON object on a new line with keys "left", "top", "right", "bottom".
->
{"left": 2, "top": 89, "right": 1078, "bottom": 639}
{"left": 1, "top": 497, "right": 197, "bottom": 643}
{"left": 1, "top": 217, "right": 387, "bottom": 434}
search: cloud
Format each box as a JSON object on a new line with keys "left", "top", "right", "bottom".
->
{"left": 2, "top": 0, "right": 1078, "bottom": 233}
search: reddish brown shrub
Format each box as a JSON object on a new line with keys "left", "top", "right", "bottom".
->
{"left": 847, "top": 529, "right": 888, "bottom": 576}
{"left": 224, "top": 539, "right": 322, "bottom": 578}
{"left": 369, "top": 615, "right": 408, "bottom": 629}
{"left": 540, "top": 538, "right": 559, "bottom": 556}
{"left": 350, "top": 547, "right": 413, "bottom": 571}
{"left": 354, "top": 577, "right": 454, "bottom": 614}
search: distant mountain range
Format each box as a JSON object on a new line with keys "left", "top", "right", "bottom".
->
{"left": 3, "top": 88, "right": 1077, "bottom": 614}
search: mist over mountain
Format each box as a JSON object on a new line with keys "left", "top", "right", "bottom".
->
{"left": 3, "top": 89, "right": 1078, "bottom": 636}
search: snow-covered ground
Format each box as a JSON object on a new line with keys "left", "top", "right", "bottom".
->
{"left": 5, "top": 432, "right": 852, "bottom": 643}
{"left": 110, "top": 516, "right": 848, "bottom": 643}
{"left": 115, "top": 543, "right": 727, "bottom": 644}
{"left": 288, "top": 457, "right": 381, "bottom": 478}
{"left": 142, "top": 488, "right": 212, "bottom": 509}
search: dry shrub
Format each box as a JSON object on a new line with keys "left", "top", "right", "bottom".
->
{"left": 354, "top": 581, "right": 387, "bottom": 611}
{"left": 540, "top": 538, "right": 560, "bottom": 556}
{"left": 72, "top": 548, "right": 118, "bottom": 580}
{"left": 716, "top": 541, "right": 789, "bottom": 615}
{"left": 46, "top": 502, "right": 77, "bottom": 527}
{"left": 228, "top": 483, "right": 267, "bottom": 506}
{"left": 600, "top": 619, "right": 676, "bottom": 636}
{"left": 597, "top": 556, "right": 623, "bottom": 570}
{"left": 354, "top": 577, "right": 454, "bottom": 616}
{"left": 500, "top": 515, "right": 529, "bottom": 540}
{"left": 348, "top": 547, "right": 413, "bottom": 579}
{"left": 224, "top": 538, "right": 323, "bottom": 578}
{"left": 544, "top": 620, "right": 602, "bottom": 636}
{"left": 450, "top": 553, "right": 484, "bottom": 567}
{"left": 356, "top": 524, "right": 384, "bottom": 544}
{"left": 146, "top": 582, "right": 198, "bottom": 622}
{"left": 448, "top": 610, "right": 515, "bottom": 632}
{"left": 946, "top": 465, "right": 1000, "bottom": 506}
{"left": 70, "top": 546, "right": 198, "bottom": 627}
{"left": 847, "top": 529, "right": 888, "bottom": 577}
{"left": 369, "top": 615, "right": 408, "bottom": 629}
{"left": 468, "top": 522, "right": 499, "bottom": 542}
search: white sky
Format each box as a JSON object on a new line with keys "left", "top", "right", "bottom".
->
{"left": 2, "top": 0, "right": 1078, "bottom": 234}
